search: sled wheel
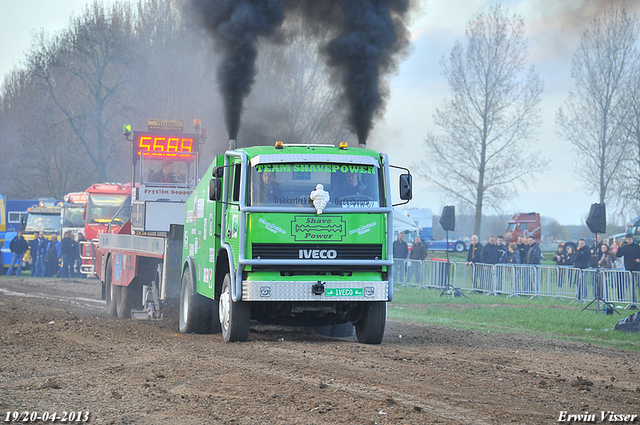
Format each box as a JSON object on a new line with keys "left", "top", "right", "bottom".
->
{"left": 355, "top": 302, "right": 387, "bottom": 344}
{"left": 105, "top": 258, "right": 118, "bottom": 317}
{"left": 117, "top": 282, "right": 138, "bottom": 319}
{"left": 179, "top": 265, "right": 212, "bottom": 334}
{"left": 219, "top": 273, "right": 250, "bottom": 342}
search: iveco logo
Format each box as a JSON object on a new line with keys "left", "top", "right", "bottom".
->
{"left": 298, "top": 249, "right": 338, "bottom": 259}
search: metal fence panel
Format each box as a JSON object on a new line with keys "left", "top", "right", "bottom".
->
{"left": 471, "top": 263, "right": 495, "bottom": 294}
{"left": 395, "top": 260, "right": 639, "bottom": 308}
{"left": 423, "top": 260, "right": 451, "bottom": 289}
{"left": 393, "top": 259, "right": 408, "bottom": 287}
{"left": 405, "top": 260, "right": 425, "bottom": 287}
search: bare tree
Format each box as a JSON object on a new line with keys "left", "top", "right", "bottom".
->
{"left": 0, "top": 69, "right": 93, "bottom": 198}
{"left": 420, "top": 6, "right": 545, "bottom": 236}
{"left": 556, "top": 8, "right": 638, "bottom": 205}
{"left": 28, "top": 2, "right": 136, "bottom": 183}
{"left": 615, "top": 64, "right": 640, "bottom": 214}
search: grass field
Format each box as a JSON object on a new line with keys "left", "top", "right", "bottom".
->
{"left": 389, "top": 285, "right": 640, "bottom": 352}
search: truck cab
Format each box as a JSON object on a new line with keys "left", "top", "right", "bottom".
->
{"left": 61, "top": 192, "right": 88, "bottom": 239}
{"left": 180, "top": 140, "right": 412, "bottom": 344}
{"left": 505, "top": 212, "right": 541, "bottom": 243}
{"left": 20, "top": 202, "right": 63, "bottom": 268}
{"left": 84, "top": 183, "right": 132, "bottom": 240}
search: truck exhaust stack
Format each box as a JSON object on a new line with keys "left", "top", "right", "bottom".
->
{"left": 229, "top": 138, "right": 237, "bottom": 150}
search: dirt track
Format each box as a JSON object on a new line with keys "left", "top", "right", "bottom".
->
{"left": 0, "top": 276, "right": 639, "bottom": 424}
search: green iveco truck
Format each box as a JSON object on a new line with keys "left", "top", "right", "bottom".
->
{"left": 179, "top": 139, "right": 412, "bottom": 344}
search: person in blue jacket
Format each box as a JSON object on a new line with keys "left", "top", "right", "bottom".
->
{"left": 7, "top": 230, "right": 29, "bottom": 276}
{"left": 46, "top": 235, "right": 61, "bottom": 277}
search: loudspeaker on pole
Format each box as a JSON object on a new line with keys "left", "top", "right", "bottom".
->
{"left": 440, "top": 205, "right": 455, "bottom": 232}
{"left": 586, "top": 203, "right": 606, "bottom": 234}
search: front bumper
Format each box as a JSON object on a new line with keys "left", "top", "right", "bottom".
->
{"left": 242, "top": 280, "right": 388, "bottom": 302}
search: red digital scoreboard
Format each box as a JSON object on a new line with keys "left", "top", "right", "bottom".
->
{"left": 133, "top": 131, "right": 198, "bottom": 159}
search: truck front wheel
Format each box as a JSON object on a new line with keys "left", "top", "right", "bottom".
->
{"left": 219, "top": 273, "right": 250, "bottom": 342}
{"left": 179, "top": 265, "right": 212, "bottom": 334}
{"left": 355, "top": 302, "right": 387, "bottom": 344}
{"left": 105, "top": 258, "right": 118, "bottom": 317}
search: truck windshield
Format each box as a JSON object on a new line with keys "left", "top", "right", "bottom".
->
{"left": 141, "top": 155, "right": 196, "bottom": 186}
{"left": 62, "top": 205, "right": 85, "bottom": 227}
{"left": 25, "top": 214, "right": 60, "bottom": 233}
{"left": 249, "top": 162, "right": 381, "bottom": 208}
{"left": 86, "top": 195, "right": 131, "bottom": 223}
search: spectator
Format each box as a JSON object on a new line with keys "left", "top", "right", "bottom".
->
{"left": 553, "top": 244, "right": 567, "bottom": 288}
{"left": 496, "top": 236, "right": 509, "bottom": 264}
{"left": 517, "top": 236, "right": 528, "bottom": 265}
{"left": 590, "top": 233, "right": 603, "bottom": 268}
{"left": 611, "top": 240, "right": 624, "bottom": 270}
{"left": 480, "top": 236, "right": 499, "bottom": 265}
{"left": 574, "top": 238, "right": 591, "bottom": 300}
{"left": 6, "top": 230, "right": 29, "bottom": 276}
{"left": 506, "top": 243, "right": 521, "bottom": 295}
{"left": 525, "top": 236, "right": 541, "bottom": 265}
{"left": 615, "top": 233, "right": 640, "bottom": 303}
{"left": 564, "top": 246, "right": 575, "bottom": 267}
{"left": 46, "top": 235, "right": 61, "bottom": 277}
{"left": 29, "top": 234, "right": 41, "bottom": 275}
{"left": 597, "top": 243, "right": 615, "bottom": 300}
{"left": 407, "top": 236, "right": 428, "bottom": 284}
{"left": 598, "top": 244, "right": 614, "bottom": 269}
{"left": 524, "top": 236, "right": 541, "bottom": 295}
{"left": 60, "top": 231, "right": 77, "bottom": 278}
{"left": 598, "top": 243, "right": 615, "bottom": 299}
{"left": 552, "top": 245, "right": 566, "bottom": 266}
{"left": 494, "top": 236, "right": 509, "bottom": 293}
{"left": 479, "top": 236, "right": 499, "bottom": 293}
{"left": 393, "top": 232, "right": 409, "bottom": 283}
{"left": 466, "top": 235, "right": 483, "bottom": 292}
{"left": 35, "top": 232, "right": 49, "bottom": 277}
{"left": 465, "top": 235, "right": 482, "bottom": 265}
{"left": 506, "top": 243, "right": 521, "bottom": 264}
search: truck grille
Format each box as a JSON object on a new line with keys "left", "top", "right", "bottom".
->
{"left": 251, "top": 243, "right": 383, "bottom": 260}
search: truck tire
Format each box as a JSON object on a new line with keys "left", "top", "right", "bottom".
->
{"left": 219, "top": 273, "right": 250, "bottom": 342}
{"left": 355, "top": 302, "right": 386, "bottom": 344}
{"left": 117, "top": 284, "right": 141, "bottom": 320}
{"left": 105, "top": 258, "right": 118, "bottom": 317}
{"left": 454, "top": 241, "right": 465, "bottom": 252}
{"left": 179, "top": 265, "right": 212, "bottom": 334}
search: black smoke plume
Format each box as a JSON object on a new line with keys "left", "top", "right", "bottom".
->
{"left": 192, "top": 0, "right": 412, "bottom": 144}
{"left": 190, "top": 0, "right": 285, "bottom": 139}
{"left": 318, "top": 0, "right": 412, "bottom": 144}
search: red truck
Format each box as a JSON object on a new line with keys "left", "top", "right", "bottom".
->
{"left": 505, "top": 212, "right": 541, "bottom": 243}
{"left": 83, "top": 183, "right": 132, "bottom": 241}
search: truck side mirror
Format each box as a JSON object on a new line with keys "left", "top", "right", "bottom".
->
{"left": 209, "top": 178, "right": 222, "bottom": 201}
{"left": 399, "top": 173, "right": 412, "bottom": 201}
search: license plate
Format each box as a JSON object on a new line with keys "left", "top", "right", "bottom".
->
{"left": 325, "top": 288, "right": 363, "bottom": 297}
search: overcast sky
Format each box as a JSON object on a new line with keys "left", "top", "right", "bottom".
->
{"left": 1, "top": 0, "right": 637, "bottom": 226}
